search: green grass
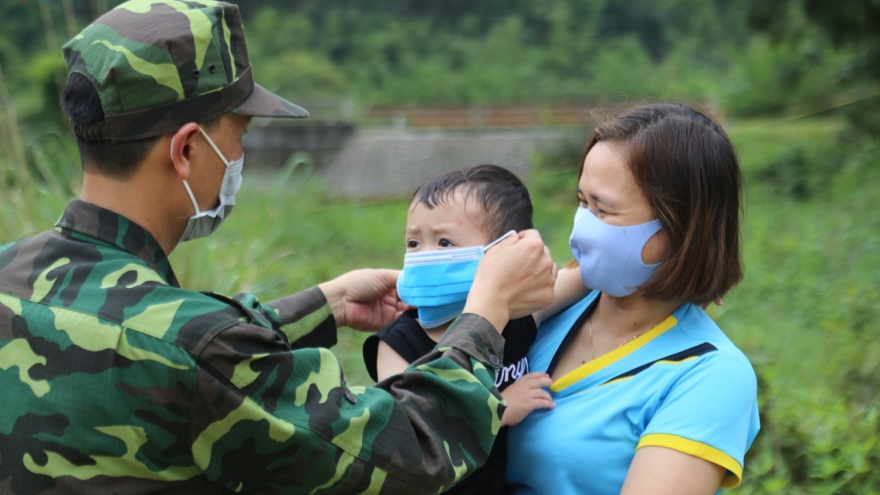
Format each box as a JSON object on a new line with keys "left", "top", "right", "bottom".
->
{"left": 2, "top": 117, "right": 878, "bottom": 493}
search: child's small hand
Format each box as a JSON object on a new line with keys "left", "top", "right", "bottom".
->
{"left": 500, "top": 372, "right": 555, "bottom": 427}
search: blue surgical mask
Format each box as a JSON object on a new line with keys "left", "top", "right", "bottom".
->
{"left": 397, "top": 230, "right": 517, "bottom": 328}
{"left": 569, "top": 207, "right": 662, "bottom": 297}
{"left": 174, "top": 126, "right": 244, "bottom": 243}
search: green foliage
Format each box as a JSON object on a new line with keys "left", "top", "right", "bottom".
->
{"left": 2, "top": 101, "right": 879, "bottom": 494}
{"left": 0, "top": 0, "right": 869, "bottom": 135}
{"left": 246, "top": 9, "right": 350, "bottom": 98}
{"left": 718, "top": 120, "right": 880, "bottom": 494}
{"left": 1, "top": 0, "right": 879, "bottom": 491}
{"left": 0, "top": 129, "right": 80, "bottom": 242}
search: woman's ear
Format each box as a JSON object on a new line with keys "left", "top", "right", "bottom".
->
{"left": 169, "top": 123, "right": 202, "bottom": 181}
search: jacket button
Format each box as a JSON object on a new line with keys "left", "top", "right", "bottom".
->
{"left": 488, "top": 354, "right": 502, "bottom": 367}
{"left": 344, "top": 390, "right": 358, "bottom": 404}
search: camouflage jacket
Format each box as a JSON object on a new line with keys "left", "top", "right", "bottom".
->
{"left": 0, "top": 200, "right": 506, "bottom": 495}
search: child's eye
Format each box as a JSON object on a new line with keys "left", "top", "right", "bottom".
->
{"left": 578, "top": 198, "right": 588, "bottom": 208}
{"left": 407, "top": 240, "right": 420, "bottom": 249}
{"left": 438, "top": 239, "right": 454, "bottom": 248}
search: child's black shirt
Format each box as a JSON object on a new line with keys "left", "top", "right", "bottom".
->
{"left": 363, "top": 310, "right": 537, "bottom": 494}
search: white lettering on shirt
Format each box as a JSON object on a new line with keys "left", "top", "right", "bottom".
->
{"left": 495, "top": 356, "right": 530, "bottom": 388}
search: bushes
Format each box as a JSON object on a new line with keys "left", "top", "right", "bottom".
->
{"left": 720, "top": 122, "right": 880, "bottom": 494}
{"left": 1, "top": 99, "right": 877, "bottom": 493}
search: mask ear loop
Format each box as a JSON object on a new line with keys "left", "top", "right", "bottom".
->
{"left": 484, "top": 230, "right": 517, "bottom": 252}
{"left": 198, "top": 126, "right": 234, "bottom": 168}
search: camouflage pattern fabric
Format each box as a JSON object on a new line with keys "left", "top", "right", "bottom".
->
{"left": 0, "top": 200, "right": 507, "bottom": 494}
{"left": 63, "top": 0, "right": 308, "bottom": 143}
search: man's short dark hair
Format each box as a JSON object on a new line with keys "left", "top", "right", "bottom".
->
{"left": 412, "top": 164, "right": 534, "bottom": 240}
{"left": 61, "top": 73, "right": 219, "bottom": 180}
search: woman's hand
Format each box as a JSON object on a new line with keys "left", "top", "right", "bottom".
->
{"left": 500, "top": 372, "right": 555, "bottom": 427}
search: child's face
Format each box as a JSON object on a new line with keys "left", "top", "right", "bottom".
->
{"left": 405, "top": 191, "right": 490, "bottom": 253}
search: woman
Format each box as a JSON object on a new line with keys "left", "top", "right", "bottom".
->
{"left": 506, "top": 103, "right": 759, "bottom": 495}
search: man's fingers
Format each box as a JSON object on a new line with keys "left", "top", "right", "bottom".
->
{"left": 376, "top": 268, "right": 401, "bottom": 287}
{"left": 518, "top": 229, "right": 544, "bottom": 242}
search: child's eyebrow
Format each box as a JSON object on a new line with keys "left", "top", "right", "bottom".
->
{"left": 427, "top": 223, "right": 456, "bottom": 234}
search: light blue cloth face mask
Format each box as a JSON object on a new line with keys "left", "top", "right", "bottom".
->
{"left": 569, "top": 207, "right": 662, "bottom": 297}
{"left": 397, "top": 230, "right": 517, "bottom": 328}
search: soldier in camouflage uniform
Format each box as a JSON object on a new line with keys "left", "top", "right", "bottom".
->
{"left": 0, "top": 1, "right": 557, "bottom": 494}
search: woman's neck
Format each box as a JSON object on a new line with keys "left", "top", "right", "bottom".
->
{"left": 590, "top": 292, "right": 683, "bottom": 345}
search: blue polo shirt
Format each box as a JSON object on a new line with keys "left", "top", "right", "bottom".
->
{"left": 506, "top": 292, "right": 760, "bottom": 495}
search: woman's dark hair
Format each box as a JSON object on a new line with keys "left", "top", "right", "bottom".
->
{"left": 412, "top": 164, "right": 533, "bottom": 240}
{"left": 61, "top": 73, "right": 219, "bottom": 179}
{"left": 579, "top": 103, "right": 743, "bottom": 304}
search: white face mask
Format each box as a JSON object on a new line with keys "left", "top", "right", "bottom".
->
{"left": 173, "top": 126, "right": 244, "bottom": 243}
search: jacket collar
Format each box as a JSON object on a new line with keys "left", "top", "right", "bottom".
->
{"left": 55, "top": 199, "right": 179, "bottom": 287}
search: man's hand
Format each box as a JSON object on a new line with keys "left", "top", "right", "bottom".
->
{"left": 318, "top": 269, "right": 410, "bottom": 331}
{"left": 500, "top": 372, "right": 555, "bottom": 427}
{"left": 464, "top": 229, "right": 557, "bottom": 332}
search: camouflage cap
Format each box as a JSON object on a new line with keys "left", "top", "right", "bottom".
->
{"left": 62, "top": 0, "right": 308, "bottom": 143}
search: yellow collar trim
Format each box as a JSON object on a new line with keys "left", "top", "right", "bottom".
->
{"left": 550, "top": 314, "right": 679, "bottom": 392}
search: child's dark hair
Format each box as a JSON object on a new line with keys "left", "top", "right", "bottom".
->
{"left": 412, "top": 164, "right": 533, "bottom": 240}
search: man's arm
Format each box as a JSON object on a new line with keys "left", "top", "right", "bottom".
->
{"left": 245, "top": 269, "right": 406, "bottom": 351}
{"left": 192, "top": 313, "right": 507, "bottom": 494}
{"left": 264, "top": 229, "right": 556, "bottom": 348}
{"left": 193, "top": 230, "right": 556, "bottom": 494}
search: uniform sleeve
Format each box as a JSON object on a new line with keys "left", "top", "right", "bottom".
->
{"left": 191, "top": 312, "right": 507, "bottom": 495}
{"left": 638, "top": 354, "right": 760, "bottom": 488}
{"left": 238, "top": 287, "right": 337, "bottom": 349}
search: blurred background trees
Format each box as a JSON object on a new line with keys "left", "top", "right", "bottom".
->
{"left": 1, "top": 1, "right": 878, "bottom": 493}
{"left": 2, "top": 0, "right": 875, "bottom": 127}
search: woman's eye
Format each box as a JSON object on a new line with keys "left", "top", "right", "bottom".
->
{"left": 439, "top": 239, "right": 454, "bottom": 248}
{"left": 407, "top": 240, "right": 420, "bottom": 249}
{"left": 578, "top": 198, "right": 588, "bottom": 208}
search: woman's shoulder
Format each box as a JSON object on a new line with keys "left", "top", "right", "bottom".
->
{"left": 670, "top": 304, "right": 756, "bottom": 382}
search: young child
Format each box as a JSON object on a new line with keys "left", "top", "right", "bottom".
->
{"left": 363, "top": 164, "right": 585, "bottom": 494}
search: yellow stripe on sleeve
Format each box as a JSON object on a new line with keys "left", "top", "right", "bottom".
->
{"left": 637, "top": 433, "right": 743, "bottom": 488}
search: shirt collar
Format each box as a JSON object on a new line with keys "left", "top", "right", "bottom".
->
{"left": 55, "top": 199, "right": 179, "bottom": 287}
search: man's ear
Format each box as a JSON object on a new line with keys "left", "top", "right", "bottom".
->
{"left": 169, "top": 123, "right": 202, "bottom": 181}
